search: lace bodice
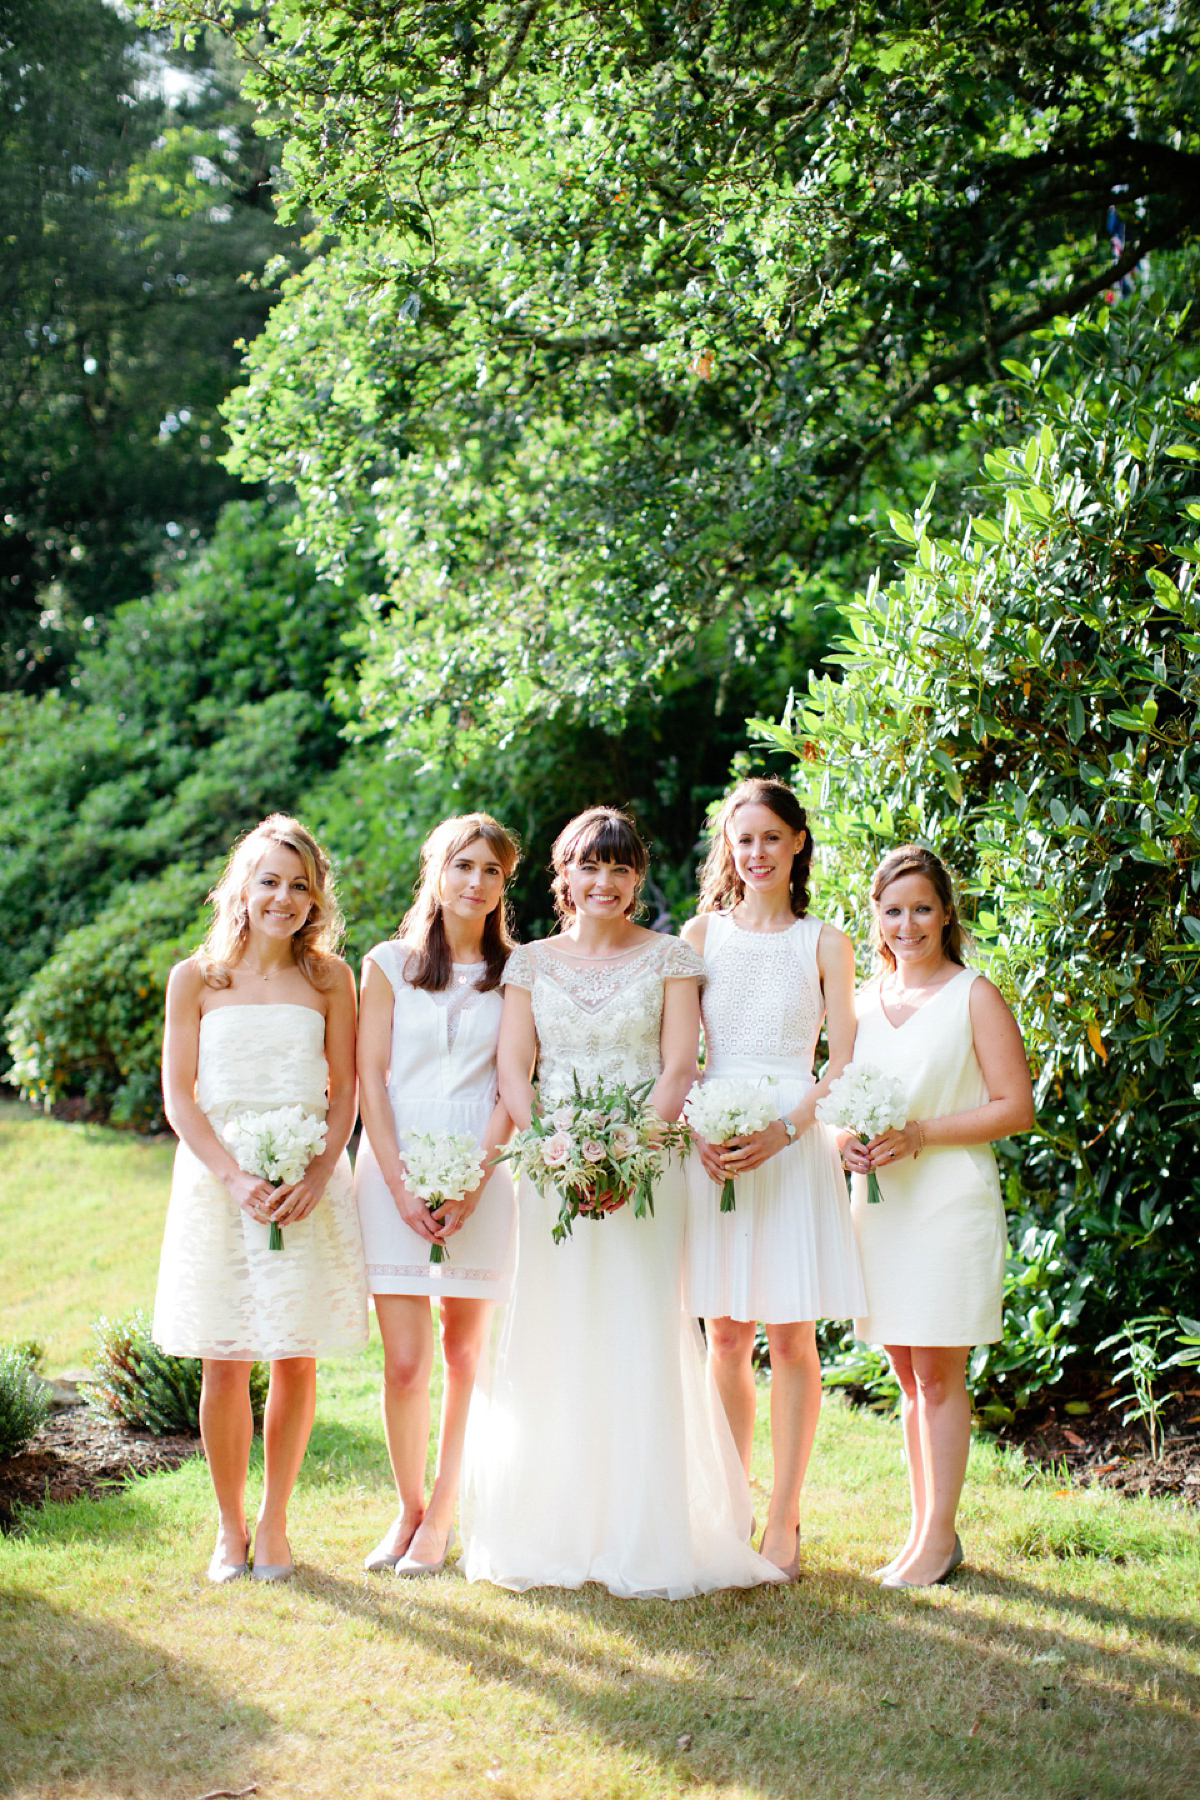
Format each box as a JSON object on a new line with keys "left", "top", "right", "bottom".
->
{"left": 196, "top": 1005, "right": 329, "bottom": 1123}
{"left": 503, "top": 936, "right": 703, "bottom": 1101}
{"left": 700, "top": 913, "right": 825, "bottom": 1072}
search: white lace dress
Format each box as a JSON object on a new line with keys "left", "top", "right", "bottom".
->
{"left": 462, "top": 936, "right": 782, "bottom": 1599}
{"left": 685, "top": 913, "right": 866, "bottom": 1323}
{"left": 152, "top": 1004, "right": 368, "bottom": 1361}
{"left": 354, "top": 940, "right": 516, "bottom": 1300}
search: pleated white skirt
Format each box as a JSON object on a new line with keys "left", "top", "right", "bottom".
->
{"left": 684, "top": 1062, "right": 866, "bottom": 1324}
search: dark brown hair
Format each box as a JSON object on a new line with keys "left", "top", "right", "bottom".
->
{"left": 869, "top": 844, "right": 970, "bottom": 970}
{"left": 697, "top": 778, "right": 813, "bottom": 917}
{"left": 399, "top": 813, "right": 520, "bottom": 992}
{"left": 550, "top": 807, "right": 649, "bottom": 926}
{"left": 200, "top": 814, "right": 344, "bottom": 991}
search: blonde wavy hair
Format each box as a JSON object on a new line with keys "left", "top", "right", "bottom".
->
{"left": 199, "top": 814, "right": 344, "bottom": 991}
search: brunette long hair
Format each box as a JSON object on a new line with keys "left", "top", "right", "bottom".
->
{"left": 696, "top": 778, "right": 813, "bottom": 917}
{"left": 869, "top": 844, "right": 970, "bottom": 970}
{"left": 199, "top": 814, "right": 343, "bottom": 991}
{"left": 550, "top": 807, "right": 649, "bottom": 926}
{"left": 399, "top": 813, "right": 520, "bottom": 992}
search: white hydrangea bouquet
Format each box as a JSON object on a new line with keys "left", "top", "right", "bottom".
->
{"left": 501, "top": 1074, "right": 690, "bottom": 1245}
{"left": 400, "top": 1129, "right": 487, "bottom": 1264}
{"left": 683, "top": 1077, "right": 780, "bottom": 1213}
{"left": 815, "top": 1062, "right": 908, "bottom": 1204}
{"left": 223, "top": 1105, "right": 328, "bottom": 1249}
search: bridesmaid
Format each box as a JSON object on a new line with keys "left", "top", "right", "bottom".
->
{"left": 682, "top": 778, "right": 865, "bottom": 1579}
{"left": 155, "top": 815, "right": 366, "bottom": 1583}
{"left": 841, "top": 844, "right": 1034, "bottom": 1588}
{"left": 355, "top": 813, "right": 520, "bottom": 1576}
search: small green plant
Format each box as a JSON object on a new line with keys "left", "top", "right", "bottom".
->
{"left": 820, "top": 1333, "right": 901, "bottom": 1413}
{"left": 0, "top": 1344, "right": 51, "bottom": 1458}
{"left": 1096, "top": 1314, "right": 1174, "bottom": 1461}
{"left": 1164, "top": 1314, "right": 1200, "bottom": 1374}
{"left": 84, "top": 1310, "right": 269, "bottom": 1437}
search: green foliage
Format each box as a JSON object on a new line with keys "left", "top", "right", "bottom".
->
{"left": 150, "top": 0, "right": 1200, "bottom": 746}
{"left": 84, "top": 1308, "right": 268, "bottom": 1436}
{"left": 0, "top": 1344, "right": 51, "bottom": 1458}
{"left": 758, "top": 297, "right": 1200, "bottom": 1368}
{"left": 1095, "top": 1314, "right": 1176, "bottom": 1461}
{"left": 969, "top": 1215, "right": 1093, "bottom": 1423}
{"left": 0, "top": 2, "right": 307, "bottom": 683}
{"left": 6, "top": 862, "right": 215, "bottom": 1129}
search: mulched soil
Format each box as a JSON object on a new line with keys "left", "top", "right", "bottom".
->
{"left": 995, "top": 1376, "right": 1200, "bottom": 1505}
{"left": 0, "top": 1404, "right": 200, "bottom": 1533}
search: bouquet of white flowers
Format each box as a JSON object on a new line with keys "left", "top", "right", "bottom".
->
{"left": 401, "top": 1130, "right": 487, "bottom": 1264}
{"left": 815, "top": 1062, "right": 908, "bottom": 1204}
{"left": 222, "top": 1105, "right": 328, "bottom": 1248}
{"left": 683, "top": 1077, "right": 781, "bottom": 1212}
{"left": 501, "top": 1074, "right": 690, "bottom": 1244}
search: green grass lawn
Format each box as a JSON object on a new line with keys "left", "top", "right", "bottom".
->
{"left": 1, "top": 1104, "right": 1198, "bottom": 1800}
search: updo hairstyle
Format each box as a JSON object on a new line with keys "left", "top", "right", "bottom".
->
{"left": 399, "top": 812, "right": 521, "bottom": 992}
{"left": 869, "top": 844, "right": 970, "bottom": 971}
{"left": 697, "top": 777, "right": 813, "bottom": 917}
{"left": 550, "top": 807, "right": 649, "bottom": 926}
{"left": 200, "top": 813, "right": 343, "bottom": 990}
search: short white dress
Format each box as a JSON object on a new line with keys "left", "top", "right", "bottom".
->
{"left": 153, "top": 1004, "right": 368, "bottom": 1361}
{"left": 851, "top": 968, "right": 1007, "bottom": 1347}
{"left": 354, "top": 940, "right": 516, "bottom": 1300}
{"left": 685, "top": 912, "right": 866, "bottom": 1324}
{"left": 463, "top": 936, "right": 782, "bottom": 1600}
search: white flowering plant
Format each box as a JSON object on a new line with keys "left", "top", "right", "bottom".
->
{"left": 401, "top": 1130, "right": 487, "bottom": 1263}
{"left": 683, "top": 1077, "right": 780, "bottom": 1212}
{"left": 815, "top": 1062, "right": 908, "bottom": 1204}
{"left": 222, "top": 1106, "right": 329, "bottom": 1248}
{"left": 500, "top": 1073, "right": 690, "bottom": 1244}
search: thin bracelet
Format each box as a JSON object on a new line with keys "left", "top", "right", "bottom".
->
{"left": 915, "top": 1120, "right": 926, "bottom": 1156}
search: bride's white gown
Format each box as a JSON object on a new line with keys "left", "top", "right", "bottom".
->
{"left": 462, "top": 937, "right": 782, "bottom": 1599}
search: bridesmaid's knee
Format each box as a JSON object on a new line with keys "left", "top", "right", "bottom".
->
{"left": 706, "top": 1318, "right": 756, "bottom": 1363}
{"left": 764, "top": 1322, "right": 817, "bottom": 1369}
{"left": 382, "top": 1345, "right": 432, "bottom": 1396}
{"left": 201, "top": 1359, "right": 252, "bottom": 1399}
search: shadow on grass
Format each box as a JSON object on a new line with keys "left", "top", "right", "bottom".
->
{"left": 289, "top": 1561, "right": 1200, "bottom": 1800}
{"left": 0, "top": 1586, "right": 274, "bottom": 1796}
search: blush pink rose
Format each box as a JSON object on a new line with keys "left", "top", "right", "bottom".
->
{"left": 541, "top": 1132, "right": 573, "bottom": 1169}
{"left": 609, "top": 1124, "right": 638, "bottom": 1159}
{"left": 581, "top": 1139, "right": 607, "bottom": 1164}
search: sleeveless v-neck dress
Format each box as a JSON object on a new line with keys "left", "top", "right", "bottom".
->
{"left": 462, "top": 936, "right": 782, "bottom": 1599}
{"left": 353, "top": 939, "right": 516, "bottom": 1300}
{"left": 685, "top": 912, "right": 866, "bottom": 1323}
{"left": 152, "top": 1003, "right": 368, "bottom": 1360}
{"left": 850, "top": 969, "right": 1007, "bottom": 1346}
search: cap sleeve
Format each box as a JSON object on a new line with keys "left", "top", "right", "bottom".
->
{"left": 658, "top": 936, "right": 704, "bottom": 982}
{"left": 501, "top": 942, "right": 535, "bottom": 990}
{"left": 364, "top": 939, "right": 406, "bottom": 989}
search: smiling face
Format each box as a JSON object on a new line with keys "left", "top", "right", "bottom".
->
{"left": 244, "top": 844, "right": 314, "bottom": 943}
{"left": 438, "top": 834, "right": 507, "bottom": 925}
{"left": 875, "top": 872, "right": 950, "bottom": 971}
{"left": 564, "top": 852, "right": 639, "bottom": 921}
{"left": 727, "top": 802, "right": 806, "bottom": 902}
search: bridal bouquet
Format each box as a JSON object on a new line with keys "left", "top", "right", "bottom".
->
{"left": 223, "top": 1106, "right": 328, "bottom": 1249}
{"left": 815, "top": 1062, "right": 908, "bottom": 1204}
{"left": 683, "top": 1078, "right": 780, "bottom": 1213}
{"left": 501, "top": 1074, "right": 690, "bottom": 1244}
{"left": 401, "top": 1130, "right": 486, "bottom": 1264}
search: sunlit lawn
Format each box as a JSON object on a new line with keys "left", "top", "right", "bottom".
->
{"left": 1, "top": 1103, "right": 1198, "bottom": 1799}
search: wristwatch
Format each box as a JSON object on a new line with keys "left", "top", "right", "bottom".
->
{"left": 780, "top": 1116, "right": 797, "bottom": 1143}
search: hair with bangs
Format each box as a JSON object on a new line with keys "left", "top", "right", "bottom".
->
{"left": 697, "top": 777, "right": 813, "bottom": 917}
{"left": 550, "top": 807, "right": 649, "bottom": 925}
{"left": 869, "top": 844, "right": 970, "bottom": 971}
{"left": 199, "top": 813, "right": 344, "bottom": 991}
{"left": 399, "top": 812, "right": 521, "bottom": 992}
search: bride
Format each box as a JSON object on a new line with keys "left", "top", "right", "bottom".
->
{"left": 463, "top": 806, "right": 781, "bottom": 1598}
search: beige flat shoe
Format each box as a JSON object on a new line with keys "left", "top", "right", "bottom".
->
{"left": 395, "top": 1525, "right": 456, "bottom": 1578}
{"left": 881, "top": 1535, "right": 964, "bottom": 1590}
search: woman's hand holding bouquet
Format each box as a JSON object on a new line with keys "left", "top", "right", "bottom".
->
{"left": 682, "top": 1078, "right": 781, "bottom": 1212}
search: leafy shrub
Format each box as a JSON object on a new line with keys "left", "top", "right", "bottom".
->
{"left": 6, "top": 862, "right": 216, "bottom": 1130}
{"left": 758, "top": 299, "right": 1200, "bottom": 1390}
{"left": 0, "top": 1345, "right": 51, "bottom": 1458}
{"left": 84, "top": 1310, "right": 269, "bottom": 1437}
